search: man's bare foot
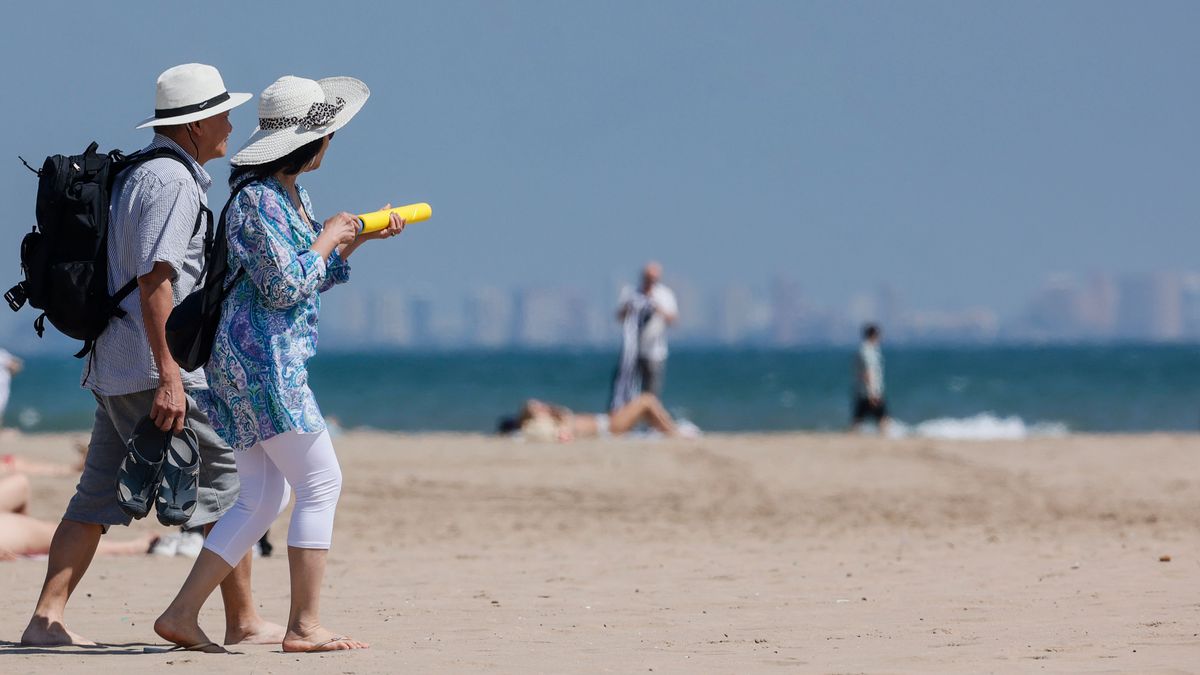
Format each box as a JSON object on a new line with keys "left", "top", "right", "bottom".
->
{"left": 225, "top": 619, "right": 286, "bottom": 646}
{"left": 154, "top": 609, "right": 217, "bottom": 652}
{"left": 20, "top": 616, "right": 96, "bottom": 646}
{"left": 282, "top": 626, "right": 369, "bottom": 652}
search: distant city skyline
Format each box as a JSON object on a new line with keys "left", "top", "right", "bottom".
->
{"left": 313, "top": 269, "right": 1200, "bottom": 349}
{"left": 5, "top": 267, "right": 1200, "bottom": 354}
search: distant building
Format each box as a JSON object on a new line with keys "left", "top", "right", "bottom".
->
{"left": 713, "top": 284, "right": 767, "bottom": 345}
{"left": 372, "top": 291, "right": 413, "bottom": 347}
{"left": 1023, "top": 275, "right": 1089, "bottom": 341}
{"left": 409, "top": 297, "right": 436, "bottom": 347}
{"left": 463, "top": 287, "right": 514, "bottom": 348}
{"left": 1079, "top": 273, "right": 1118, "bottom": 339}
{"left": 320, "top": 287, "right": 372, "bottom": 349}
{"left": 906, "top": 308, "right": 999, "bottom": 343}
{"left": 1116, "top": 273, "right": 1182, "bottom": 342}
{"left": 1179, "top": 275, "right": 1200, "bottom": 340}
{"left": 513, "top": 286, "right": 592, "bottom": 347}
{"left": 769, "top": 277, "right": 807, "bottom": 346}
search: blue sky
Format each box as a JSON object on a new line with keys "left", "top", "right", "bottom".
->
{"left": 1, "top": 0, "right": 1196, "bottom": 335}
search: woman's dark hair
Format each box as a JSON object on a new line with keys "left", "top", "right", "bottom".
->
{"left": 496, "top": 416, "right": 521, "bottom": 435}
{"left": 228, "top": 133, "right": 331, "bottom": 188}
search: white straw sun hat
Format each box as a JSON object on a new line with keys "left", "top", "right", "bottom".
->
{"left": 231, "top": 75, "right": 370, "bottom": 166}
{"left": 135, "top": 63, "right": 251, "bottom": 129}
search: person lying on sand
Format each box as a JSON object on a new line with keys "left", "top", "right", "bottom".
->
{"left": 0, "top": 474, "right": 153, "bottom": 560}
{"left": 500, "top": 393, "right": 695, "bottom": 442}
{"left": 0, "top": 444, "right": 86, "bottom": 477}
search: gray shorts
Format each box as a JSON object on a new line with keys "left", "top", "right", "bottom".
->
{"left": 65, "top": 389, "right": 239, "bottom": 532}
{"left": 637, "top": 357, "right": 666, "bottom": 398}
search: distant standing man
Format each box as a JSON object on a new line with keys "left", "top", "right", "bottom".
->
{"left": 21, "top": 64, "right": 282, "bottom": 647}
{"left": 851, "top": 324, "right": 890, "bottom": 434}
{"left": 616, "top": 262, "right": 678, "bottom": 401}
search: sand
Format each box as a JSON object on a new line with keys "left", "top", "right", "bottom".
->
{"left": 1, "top": 431, "right": 1197, "bottom": 673}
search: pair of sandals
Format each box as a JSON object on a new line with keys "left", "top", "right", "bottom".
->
{"left": 116, "top": 415, "right": 201, "bottom": 526}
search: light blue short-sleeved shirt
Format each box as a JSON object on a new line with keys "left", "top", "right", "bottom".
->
{"left": 83, "top": 135, "right": 212, "bottom": 395}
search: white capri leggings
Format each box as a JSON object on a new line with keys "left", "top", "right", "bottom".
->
{"left": 204, "top": 429, "right": 342, "bottom": 567}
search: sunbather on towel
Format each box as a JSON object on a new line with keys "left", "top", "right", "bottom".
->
{"left": 500, "top": 394, "right": 685, "bottom": 442}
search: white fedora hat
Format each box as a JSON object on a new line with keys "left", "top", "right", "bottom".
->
{"left": 230, "top": 75, "right": 370, "bottom": 166}
{"left": 135, "top": 63, "right": 251, "bottom": 129}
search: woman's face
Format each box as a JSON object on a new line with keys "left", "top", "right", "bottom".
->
{"left": 304, "top": 133, "right": 334, "bottom": 173}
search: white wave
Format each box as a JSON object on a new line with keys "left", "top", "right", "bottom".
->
{"left": 889, "top": 413, "right": 1069, "bottom": 441}
{"left": 17, "top": 407, "right": 41, "bottom": 430}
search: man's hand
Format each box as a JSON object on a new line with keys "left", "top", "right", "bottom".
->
{"left": 139, "top": 261, "right": 187, "bottom": 433}
{"left": 151, "top": 375, "right": 187, "bottom": 433}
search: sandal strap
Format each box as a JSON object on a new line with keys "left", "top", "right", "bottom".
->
{"left": 307, "top": 636, "right": 351, "bottom": 652}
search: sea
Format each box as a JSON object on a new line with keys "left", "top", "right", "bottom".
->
{"left": 5, "top": 345, "right": 1200, "bottom": 439}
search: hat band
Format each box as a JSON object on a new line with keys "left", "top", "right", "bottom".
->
{"left": 155, "top": 91, "right": 231, "bottom": 119}
{"left": 259, "top": 97, "right": 346, "bottom": 131}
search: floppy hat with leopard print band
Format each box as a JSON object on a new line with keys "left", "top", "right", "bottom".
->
{"left": 135, "top": 63, "right": 251, "bottom": 129}
{"left": 230, "top": 75, "right": 370, "bottom": 166}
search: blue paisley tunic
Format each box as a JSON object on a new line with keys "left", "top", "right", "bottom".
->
{"left": 194, "top": 177, "right": 350, "bottom": 451}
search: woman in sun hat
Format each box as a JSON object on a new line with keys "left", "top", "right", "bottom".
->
{"left": 154, "top": 75, "right": 407, "bottom": 654}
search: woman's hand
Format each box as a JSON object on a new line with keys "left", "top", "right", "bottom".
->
{"left": 312, "top": 212, "right": 359, "bottom": 259}
{"left": 323, "top": 212, "right": 361, "bottom": 245}
{"left": 357, "top": 204, "right": 407, "bottom": 241}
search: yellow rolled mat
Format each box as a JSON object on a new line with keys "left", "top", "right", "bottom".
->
{"left": 356, "top": 203, "right": 432, "bottom": 233}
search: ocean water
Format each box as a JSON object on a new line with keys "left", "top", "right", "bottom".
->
{"left": 5, "top": 345, "right": 1200, "bottom": 437}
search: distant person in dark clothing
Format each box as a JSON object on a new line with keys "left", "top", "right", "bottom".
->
{"left": 851, "top": 324, "right": 890, "bottom": 434}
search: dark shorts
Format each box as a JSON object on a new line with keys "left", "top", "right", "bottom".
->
{"left": 852, "top": 396, "right": 889, "bottom": 423}
{"left": 64, "top": 389, "right": 239, "bottom": 532}
{"left": 637, "top": 357, "right": 666, "bottom": 398}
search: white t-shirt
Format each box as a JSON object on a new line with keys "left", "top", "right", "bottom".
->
{"left": 0, "top": 348, "right": 13, "bottom": 415}
{"left": 620, "top": 284, "right": 678, "bottom": 363}
{"left": 855, "top": 341, "right": 884, "bottom": 398}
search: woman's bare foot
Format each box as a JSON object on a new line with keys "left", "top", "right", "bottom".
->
{"left": 225, "top": 619, "right": 287, "bottom": 646}
{"left": 282, "top": 626, "right": 369, "bottom": 652}
{"left": 154, "top": 609, "right": 219, "bottom": 652}
{"left": 20, "top": 616, "right": 96, "bottom": 646}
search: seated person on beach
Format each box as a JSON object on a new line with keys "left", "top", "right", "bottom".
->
{"left": 0, "top": 474, "right": 153, "bottom": 560}
{"left": 499, "top": 393, "right": 683, "bottom": 442}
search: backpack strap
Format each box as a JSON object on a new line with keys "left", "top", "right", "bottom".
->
{"left": 109, "top": 278, "right": 139, "bottom": 318}
{"left": 109, "top": 146, "right": 213, "bottom": 295}
{"left": 191, "top": 203, "right": 215, "bottom": 285}
{"left": 117, "top": 146, "right": 203, "bottom": 182}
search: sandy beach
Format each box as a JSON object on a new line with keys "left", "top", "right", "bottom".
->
{"left": 1, "top": 430, "right": 1197, "bottom": 673}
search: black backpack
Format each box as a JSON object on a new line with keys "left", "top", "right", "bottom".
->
{"left": 165, "top": 181, "right": 247, "bottom": 372}
{"left": 6, "top": 142, "right": 210, "bottom": 358}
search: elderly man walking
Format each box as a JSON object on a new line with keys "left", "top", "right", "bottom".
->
{"left": 21, "top": 64, "right": 282, "bottom": 647}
